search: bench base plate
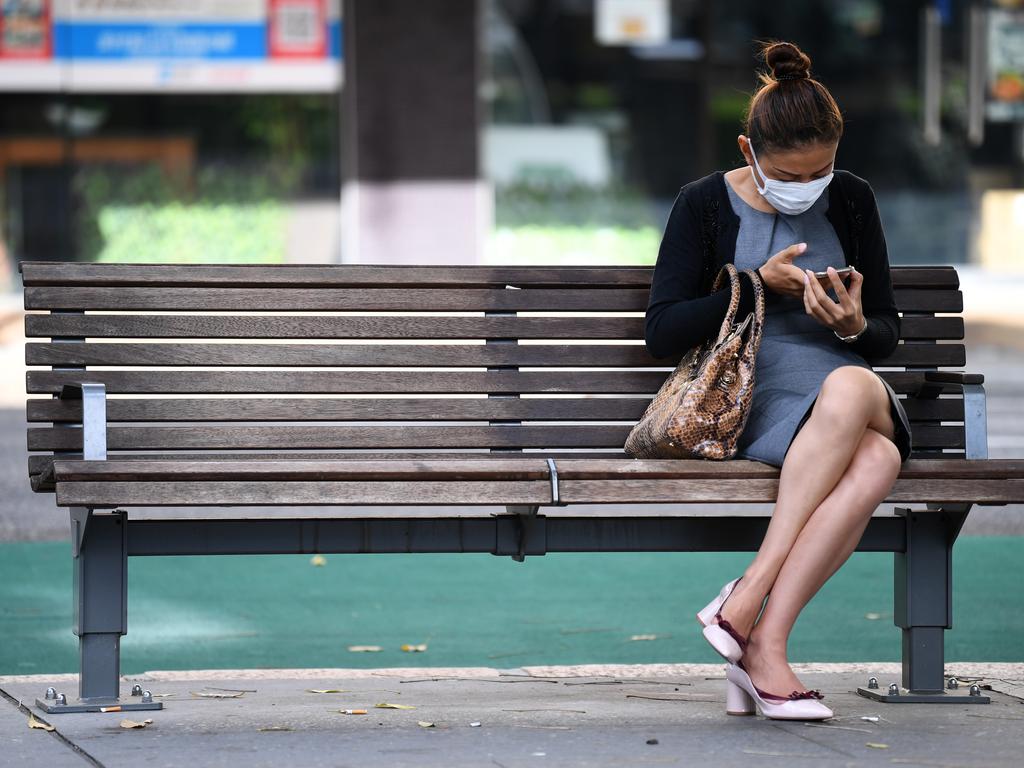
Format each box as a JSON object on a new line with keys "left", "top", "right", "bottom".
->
{"left": 35, "top": 698, "right": 164, "bottom": 714}
{"left": 856, "top": 686, "right": 989, "bottom": 704}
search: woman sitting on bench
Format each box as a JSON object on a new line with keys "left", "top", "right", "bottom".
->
{"left": 645, "top": 39, "right": 912, "bottom": 721}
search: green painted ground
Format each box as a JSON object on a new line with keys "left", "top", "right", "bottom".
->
{"left": 1, "top": 539, "right": 1021, "bottom": 676}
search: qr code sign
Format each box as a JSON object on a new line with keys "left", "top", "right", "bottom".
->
{"left": 271, "top": 0, "right": 325, "bottom": 56}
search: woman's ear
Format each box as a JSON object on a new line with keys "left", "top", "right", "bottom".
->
{"left": 737, "top": 135, "right": 751, "bottom": 163}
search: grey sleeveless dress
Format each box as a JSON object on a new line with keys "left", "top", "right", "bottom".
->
{"left": 725, "top": 178, "right": 912, "bottom": 467}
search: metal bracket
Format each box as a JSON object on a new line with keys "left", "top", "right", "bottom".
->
{"left": 500, "top": 504, "right": 545, "bottom": 562}
{"left": 962, "top": 383, "right": 988, "bottom": 460}
{"left": 546, "top": 458, "right": 566, "bottom": 506}
{"left": 59, "top": 382, "right": 108, "bottom": 461}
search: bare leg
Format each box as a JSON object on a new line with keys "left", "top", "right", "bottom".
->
{"left": 739, "top": 427, "right": 901, "bottom": 695}
{"left": 716, "top": 366, "right": 897, "bottom": 636}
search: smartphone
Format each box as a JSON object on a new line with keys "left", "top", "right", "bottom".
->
{"left": 813, "top": 266, "right": 853, "bottom": 282}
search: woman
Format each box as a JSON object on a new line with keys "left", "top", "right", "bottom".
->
{"left": 644, "top": 40, "right": 912, "bottom": 721}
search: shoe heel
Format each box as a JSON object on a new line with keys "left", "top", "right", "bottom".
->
{"left": 726, "top": 679, "right": 755, "bottom": 716}
{"left": 702, "top": 623, "right": 743, "bottom": 663}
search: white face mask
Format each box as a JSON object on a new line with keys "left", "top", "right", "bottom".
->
{"left": 747, "top": 141, "right": 834, "bottom": 215}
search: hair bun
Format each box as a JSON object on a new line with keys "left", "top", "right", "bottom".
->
{"left": 762, "top": 41, "right": 811, "bottom": 81}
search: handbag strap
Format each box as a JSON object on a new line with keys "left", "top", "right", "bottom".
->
{"left": 710, "top": 264, "right": 766, "bottom": 347}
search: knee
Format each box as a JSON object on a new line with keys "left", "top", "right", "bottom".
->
{"left": 849, "top": 428, "right": 902, "bottom": 484}
{"left": 812, "top": 366, "right": 880, "bottom": 425}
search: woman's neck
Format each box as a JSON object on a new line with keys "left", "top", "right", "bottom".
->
{"left": 723, "top": 167, "right": 779, "bottom": 214}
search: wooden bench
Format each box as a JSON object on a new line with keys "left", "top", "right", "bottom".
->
{"left": 21, "top": 261, "right": 1024, "bottom": 713}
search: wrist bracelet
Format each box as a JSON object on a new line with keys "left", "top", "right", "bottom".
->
{"left": 834, "top": 318, "right": 868, "bottom": 343}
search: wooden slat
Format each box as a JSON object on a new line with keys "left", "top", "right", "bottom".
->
{"left": 27, "top": 370, "right": 673, "bottom": 395}
{"left": 25, "top": 342, "right": 662, "bottom": 368}
{"left": 20, "top": 262, "right": 655, "bottom": 288}
{"left": 24, "top": 314, "right": 647, "bottom": 340}
{"left": 55, "top": 480, "right": 554, "bottom": 507}
{"left": 898, "top": 316, "right": 963, "bottom": 340}
{"left": 893, "top": 289, "right": 963, "bottom": 313}
{"left": 888, "top": 266, "right": 959, "bottom": 288}
{"left": 23, "top": 286, "right": 962, "bottom": 313}
{"left": 26, "top": 396, "right": 656, "bottom": 423}
{"left": 19, "top": 261, "right": 961, "bottom": 289}
{"left": 25, "top": 287, "right": 650, "bottom": 312}
{"left": 868, "top": 343, "right": 964, "bottom": 368}
{"left": 29, "top": 422, "right": 965, "bottom": 452}
{"left": 24, "top": 369, "right": 971, "bottom": 395}
{"left": 28, "top": 451, "right": 633, "bottom": 483}
{"left": 551, "top": 457, "right": 1024, "bottom": 480}
{"left": 29, "top": 425, "right": 642, "bottom": 451}
{"left": 27, "top": 394, "right": 963, "bottom": 425}
{"left": 556, "top": 478, "right": 1024, "bottom": 504}
{"left": 26, "top": 341, "right": 968, "bottom": 369}
{"left": 52, "top": 459, "right": 552, "bottom": 482}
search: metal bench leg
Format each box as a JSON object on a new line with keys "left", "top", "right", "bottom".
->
{"left": 857, "top": 505, "right": 988, "bottom": 704}
{"left": 36, "top": 508, "right": 162, "bottom": 714}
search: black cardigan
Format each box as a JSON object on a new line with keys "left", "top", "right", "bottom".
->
{"left": 644, "top": 169, "right": 900, "bottom": 361}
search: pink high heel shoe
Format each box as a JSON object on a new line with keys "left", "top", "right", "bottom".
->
{"left": 695, "top": 577, "right": 749, "bottom": 663}
{"left": 725, "top": 660, "right": 833, "bottom": 720}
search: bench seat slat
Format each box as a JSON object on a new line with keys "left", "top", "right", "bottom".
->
{"left": 25, "top": 341, "right": 967, "bottom": 368}
{"left": 25, "top": 370, "right": 975, "bottom": 395}
{"left": 557, "top": 478, "right": 1024, "bottom": 505}
{"left": 55, "top": 480, "right": 554, "bottom": 506}
{"left": 24, "top": 286, "right": 963, "bottom": 313}
{"left": 27, "top": 395, "right": 965, "bottom": 423}
{"left": 23, "top": 314, "right": 965, "bottom": 342}
{"left": 20, "top": 262, "right": 960, "bottom": 289}
{"left": 53, "top": 459, "right": 552, "bottom": 482}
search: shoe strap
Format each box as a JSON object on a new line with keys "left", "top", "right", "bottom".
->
{"left": 714, "top": 611, "right": 749, "bottom": 652}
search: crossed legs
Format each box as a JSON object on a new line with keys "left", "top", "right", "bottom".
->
{"left": 716, "top": 365, "right": 903, "bottom": 694}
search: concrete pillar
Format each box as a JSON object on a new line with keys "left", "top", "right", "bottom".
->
{"left": 340, "top": 0, "right": 488, "bottom": 264}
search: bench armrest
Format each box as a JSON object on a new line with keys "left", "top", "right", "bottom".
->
{"left": 59, "top": 383, "right": 108, "bottom": 461}
{"left": 912, "top": 372, "right": 987, "bottom": 460}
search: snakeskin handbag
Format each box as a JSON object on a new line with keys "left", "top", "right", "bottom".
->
{"left": 624, "top": 263, "right": 766, "bottom": 460}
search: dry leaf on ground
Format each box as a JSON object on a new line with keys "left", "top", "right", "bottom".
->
{"left": 417, "top": 721, "right": 435, "bottom": 728}
{"left": 258, "top": 726, "right": 293, "bottom": 732}
{"left": 120, "top": 719, "right": 153, "bottom": 729}
{"left": 310, "top": 555, "right": 326, "bottom": 566}
{"left": 375, "top": 702, "right": 416, "bottom": 709}
{"left": 401, "top": 643, "right": 428, "bottom": 652}
{"left": 347, "top": 645, "right": 382, "bottom": 652}
{"left": 307, "top": 689, "right": 346, "bottom": 694}
{"left": 866, "top": 743, "right": 889, "bottom": 749}
{"left": 28, "top": 713, "right": 55, "bottom": 732}
{"left": 190, "top": 690, "right": 245, "bottom": 699}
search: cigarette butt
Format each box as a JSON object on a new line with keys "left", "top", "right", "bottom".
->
{"left": 100, "top": 706, "right": 122, "bottom": 713}
{"left": 340, "top": 709, "right": 367, "bottom": 715}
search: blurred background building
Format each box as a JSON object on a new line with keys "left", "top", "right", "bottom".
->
{"left": 0, "top": 0, "right": 1022, "bottom": 280}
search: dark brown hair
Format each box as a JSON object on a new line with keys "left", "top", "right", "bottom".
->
{"left": 743, "top": 41, "right": 844, "bottom": 154}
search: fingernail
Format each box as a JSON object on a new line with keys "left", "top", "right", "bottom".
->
{"left": 803, "top": 273, "right": 809, "bottom": 285}
{"left": 798, "top": 243, "right": 807, "bottom": 253}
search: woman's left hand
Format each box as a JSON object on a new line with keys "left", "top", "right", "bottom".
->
{"left": 802, "top": 266, "right": 866, "bottom": 337}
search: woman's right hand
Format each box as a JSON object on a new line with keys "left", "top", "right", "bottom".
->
{"left": 758, "top": 242, "right": 809, "bottom": 297}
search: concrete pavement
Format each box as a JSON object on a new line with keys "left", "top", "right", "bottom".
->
{"left": 3, "top": 663, "right": 1024, "bottom": 767}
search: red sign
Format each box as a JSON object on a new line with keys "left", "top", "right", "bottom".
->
{"left": 269, "top": 0, "right": 326, "bottom": 59}
{"left": 0, "top": 0, "right": 52, "bottom": 59}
